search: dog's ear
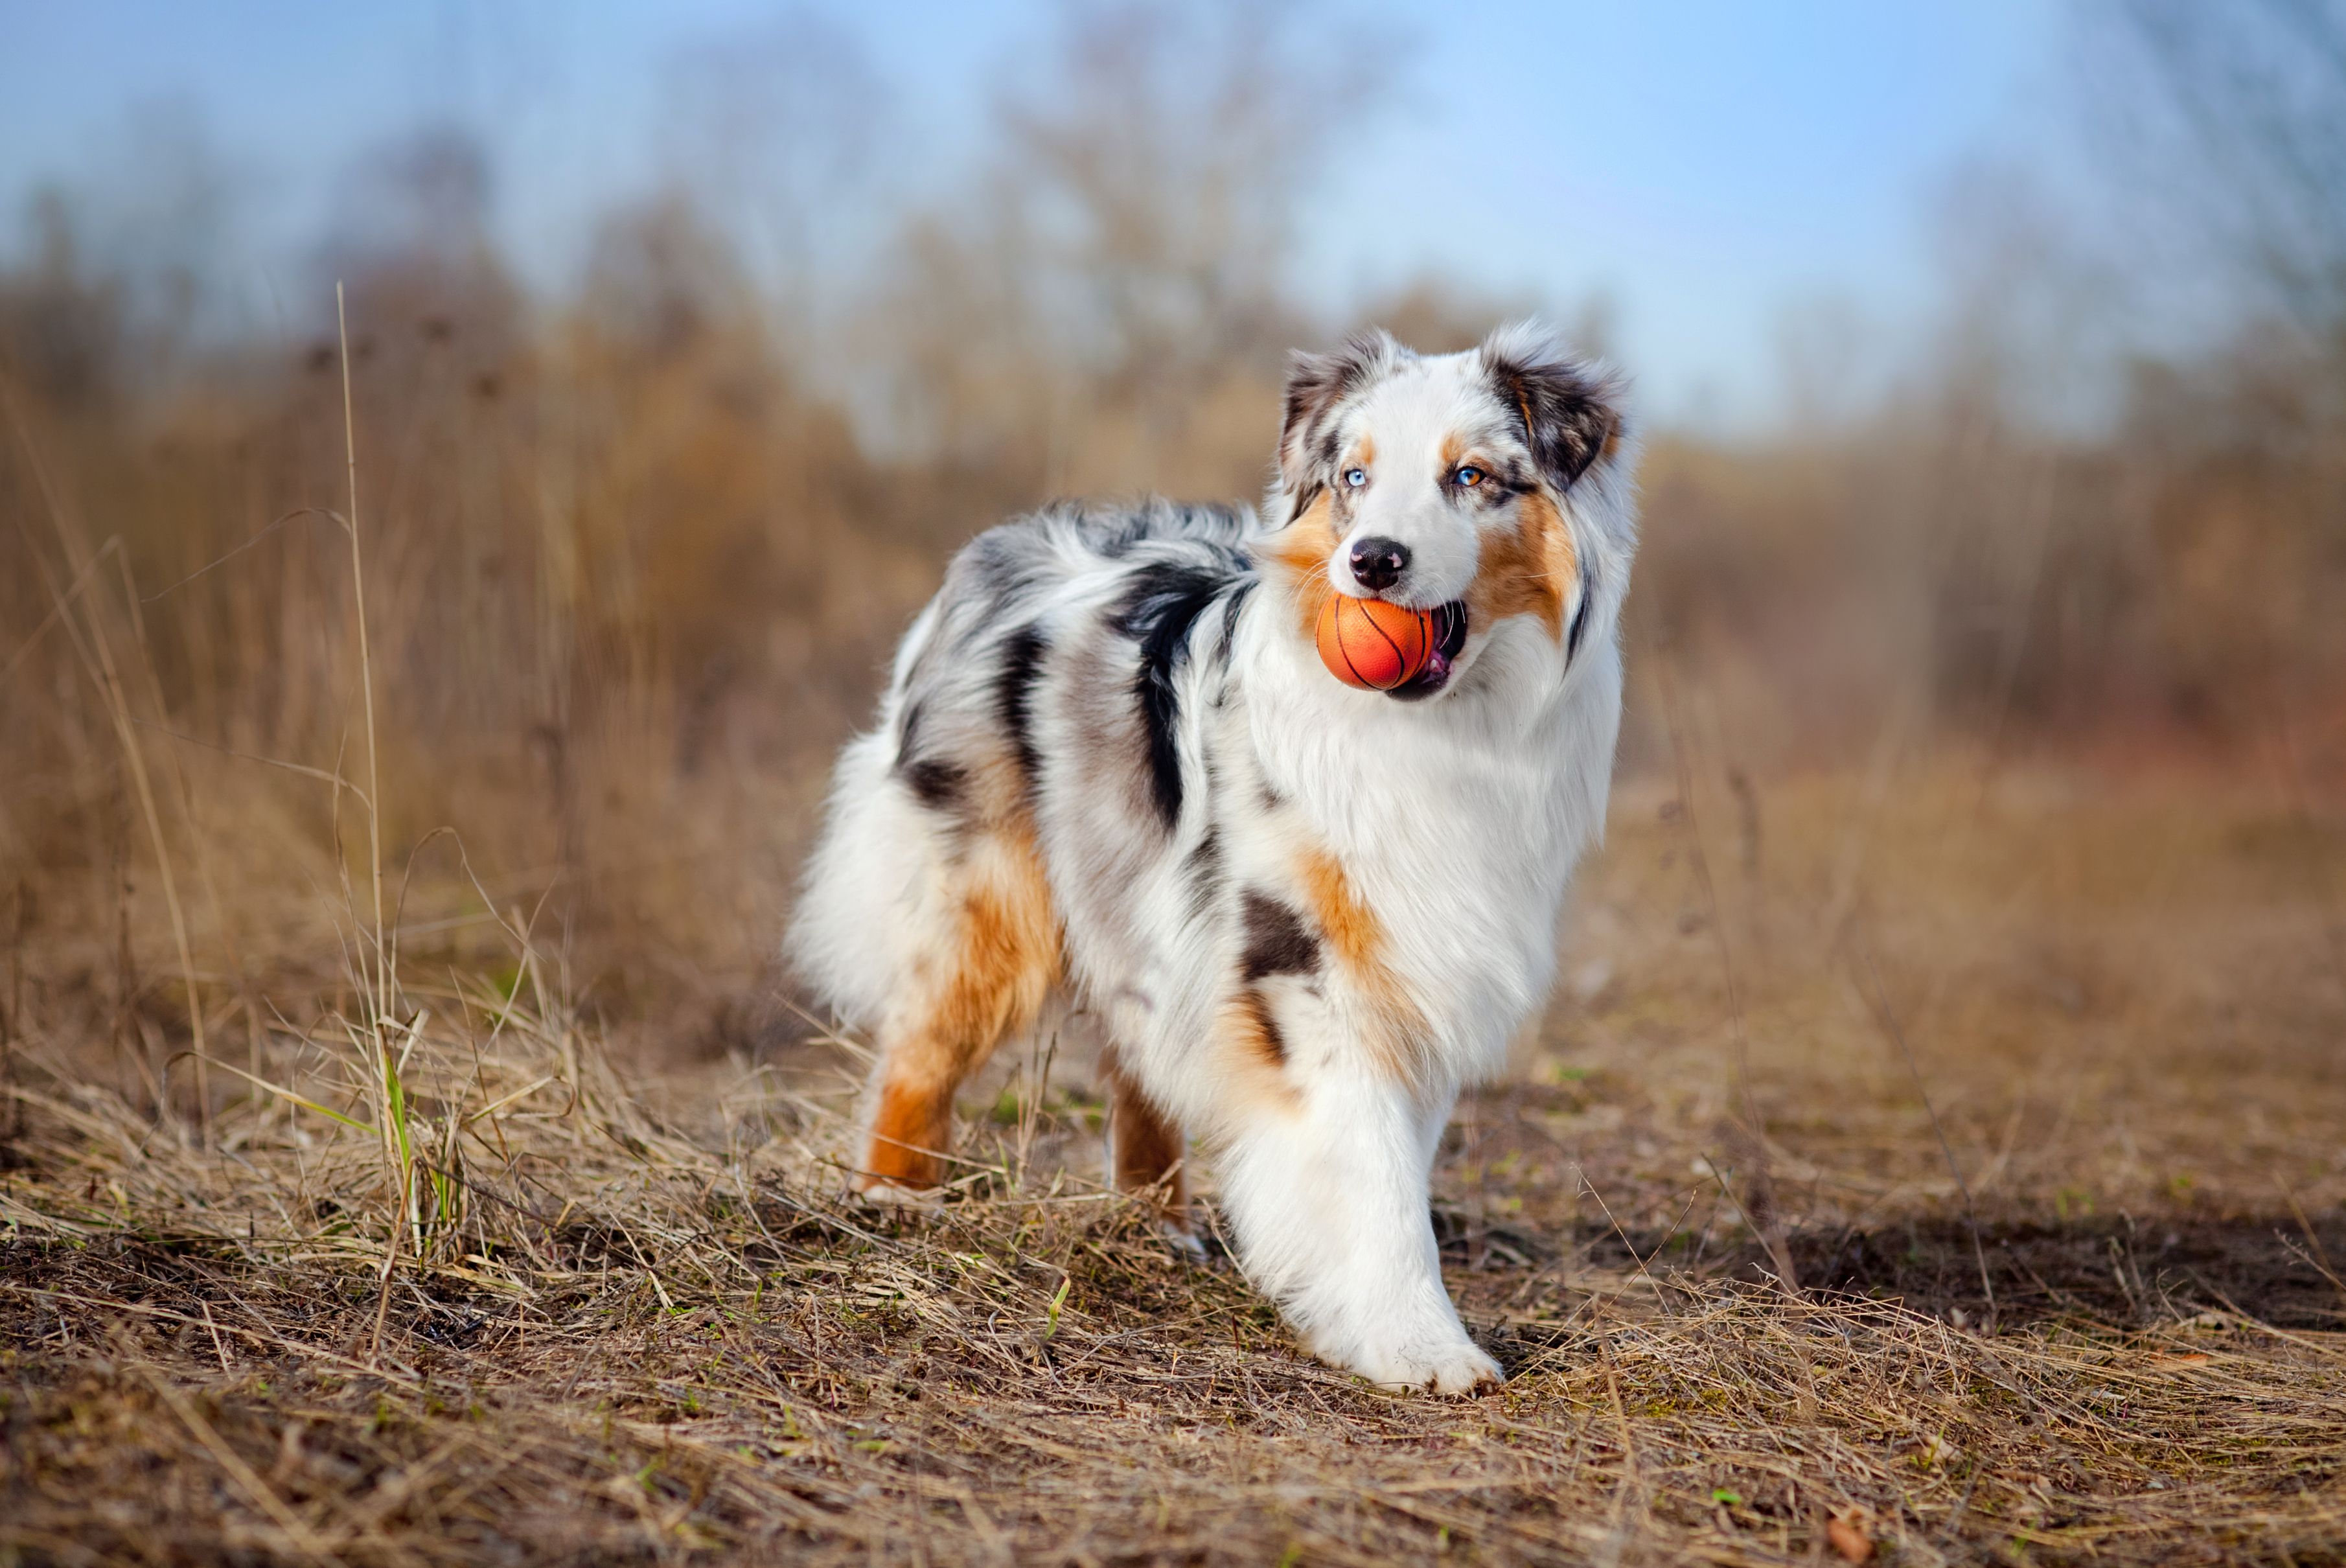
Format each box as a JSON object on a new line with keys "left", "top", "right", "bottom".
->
{"left": 1278, "top": 329, "right": 1400, "bottom": 502}
{"left": 1479, "top": 321, "right": 1624, "bottom": 493}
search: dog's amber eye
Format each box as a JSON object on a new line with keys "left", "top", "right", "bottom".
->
{"left": 1454, "top": 466, "right": 1484, "bottom": 488}
{"left": 1343, "top": 467, "right": 1368, "bottom": 489}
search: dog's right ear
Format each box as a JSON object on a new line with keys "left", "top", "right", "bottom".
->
{"left": 1478, "top": 321, "right": 1625, "bottom": 494}
{"left": 1278, "top": 329, "right": 1399, "bottom": 511}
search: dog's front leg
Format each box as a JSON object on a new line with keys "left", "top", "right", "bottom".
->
{"left": 1217, "top": 1075, "right": 1500, "bottom": 1394}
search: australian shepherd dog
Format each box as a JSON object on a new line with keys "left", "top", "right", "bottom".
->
{"left": 791, "top": 323, "right": 1637, "bottom": 1392}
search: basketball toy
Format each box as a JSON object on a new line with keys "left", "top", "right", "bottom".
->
{"left": 1317, "top": 594, "right": 1434, "bottom": 690}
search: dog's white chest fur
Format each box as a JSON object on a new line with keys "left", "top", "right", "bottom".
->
{"left": 1227, "top": 612, "right": 1622, "bottom": 1083}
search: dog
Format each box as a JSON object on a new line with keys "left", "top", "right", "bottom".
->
{"left": 790, "top": 321, "right": 1637, "bottom": 1392}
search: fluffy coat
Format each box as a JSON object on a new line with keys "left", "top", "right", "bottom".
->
{"left": 791, "top": 322, "right": 1638, "bottom": 1392}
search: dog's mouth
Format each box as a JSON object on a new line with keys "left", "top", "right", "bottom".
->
{"left": 1388, "top": 602, "right": 1469, "bottom": 702}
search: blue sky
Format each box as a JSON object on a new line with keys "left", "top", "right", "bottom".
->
{"left": 0, "top": 0, "right": 2068, "bottom": 427}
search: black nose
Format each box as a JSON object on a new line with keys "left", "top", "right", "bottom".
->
{"left": 1348, "top": 536, "right": 1410, "bottom": 592}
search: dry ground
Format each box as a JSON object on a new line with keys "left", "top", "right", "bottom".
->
{"left": 4, "top": 754, "right": 2345, "bottom": 1565}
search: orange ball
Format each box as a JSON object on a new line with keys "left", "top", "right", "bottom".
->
{"left": 1316, "top": 594, "right": 1434, "bottom": 691}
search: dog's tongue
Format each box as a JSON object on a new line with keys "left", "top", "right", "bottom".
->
{"left": 1387, "top": 602, "right": 1467, "bottom": 701}
{"left": 1387, "top": 651, "right": 1447, "bottom": 700}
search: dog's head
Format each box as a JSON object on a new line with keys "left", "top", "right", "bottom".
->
{"left": 1261, "top": 321, "right": 1631, "bottom": 700}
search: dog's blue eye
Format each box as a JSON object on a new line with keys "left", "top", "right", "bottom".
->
{"left": 1343, "top": 467, "right": 1367, "bottom": 488}
{"left": 1455, "top": 467, "right": 1484, "bottom": 488}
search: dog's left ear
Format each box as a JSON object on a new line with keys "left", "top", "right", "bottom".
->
{"left": 1479, "top": 321, "right": 1624, "bottom": 493}
{"left": 1278, "top": 329, "right": 1401, "bottom": 500}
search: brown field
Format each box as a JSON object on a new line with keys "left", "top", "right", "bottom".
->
{"left": 6, "top": 5, "right": 2346, "bottom": 1553}
{"left": 6, "top": 715, "right": 2343, "bottom": 1564}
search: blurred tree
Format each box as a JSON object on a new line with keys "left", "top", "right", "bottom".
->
{"left": 320, "top": 124, "right": 522, "bottom": 371}
{"left": 1359, "top": 277, "right": 1613, "bottom": 363}
{"left": 78, "top": 98, "right": 241, "bottom": 360}
{"left": 1771, "top": 290, "right": 1881, "bottom": 437}
{"left": 656, "top": 6, "right": 890, "bottom": 349}
{"left": 2100, "top": 0, "right": 2346, "bottom": 340}
{"left": 330, "top": 125, "right": 498, "bottom": 271}
{"left": 581, "top": 191, "right": 765, "bottom": 367}
{"left": 869, "top": 0, "right": 1394, "bottom": 494}
{"left": 0, "top": 100, "right": 245, "bottom": 401}
{"left": 0, "top": 190, "right": 123, "bottom": 410}
{"left": 1001, "top": 0, "right": 1383, "bottom": 393}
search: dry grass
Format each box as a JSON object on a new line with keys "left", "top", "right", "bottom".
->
{"left": 5, "top": 756, "right": 2344, "bottom": 1567}
{"left": 8, "top": 14, "right": 2346, "bottom": 1554}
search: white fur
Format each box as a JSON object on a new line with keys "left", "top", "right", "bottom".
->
{"left": 790, "top": 324, "right": 1638, "bottom": 1393}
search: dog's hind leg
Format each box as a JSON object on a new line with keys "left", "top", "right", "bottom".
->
{"left": 859, "top": 827, "right": 1059, "bottom": 1198}
{"left": 1099, "top": 1046, "right": 1195, "bottom": 1242}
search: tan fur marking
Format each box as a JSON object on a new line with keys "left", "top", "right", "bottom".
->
{"left": 1101, "top": 1050, "right": 1189, "bottom": 1224}
{"left": 1439, "top": 431, "right": 1468, "bottom": 472}
{"left": 1212, "top": 992, "right": 1304, "bottom": 1114}
{"left": 1467, "top": 487, "right": 1576, "bottom": 641}
{"left": 1300, "top": 846, "right": 1385, "bottom": 974}
{"left": 1239, "top": 988, "right": 1287, "bottom": 1067}
{"left": 1298, "top": 846, "right": 1430, "bottom": 1083}
{"left": 1264, "top": 489, "right": 1340, "bottom": 640}
{"left": 865, "top": 1077, "right": 954, "bottom": 1189}
{"left": 862, "top": 822, "right": 1061, "bottom": 1190}
{"left": 974, "top": 750, "right": 1032, "bottom": 827}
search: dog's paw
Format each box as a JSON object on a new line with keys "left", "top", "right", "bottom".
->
{"left": 1160, "top": 1222, "right": 1210, "bottom": 1264}
{"left": 853, "top": 1179, "right": 943, "bottom": 1212}
{"left": 1353, "top": 1337, "right": 1504, "bottom": 1396}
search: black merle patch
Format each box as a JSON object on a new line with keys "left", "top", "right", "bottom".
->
{"left": 896, "top": 698, "right": 930, "bottom": 763}
{"left": 1240, "top": 890, "right": 1318, "bottom": 982}
{"left": 899, "top": 756, "right": 968, "bottom": 812}
{"left": 1217, "top": 576, "right": 1256, "bottom": 660}
{"left": 1072, "top": 499, "right": 1252, "bottom": 559}
{"left": 1483, "top": 345, "right": 1619, "bottom": 492}
{"left": 1279, "top": 329, "right": 1403, "bottom": 490}
{"left": 1111, "top": 562, "right": 1234, "bottom": 829}
{"left": 1184, "top": 822, "right": 1224, "bottom": 920}
{"left": 894, "top": 702, "right": 970, "bottom": 813}
{"left": 1566, "top": 563, "right": 1594, "bottom": 662}
{"left": 961, "top": 531, "right": 1049, "bottom": 619}
{"left": 996, "top": 625, "right": 1049, "bottom": 799}
{"left": 1082, "top": 505, "right": 1159, "bottom": 558}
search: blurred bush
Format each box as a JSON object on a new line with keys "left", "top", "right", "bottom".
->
{"left": 0, "top": 0, "right": 2340, "bottom": 1033}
